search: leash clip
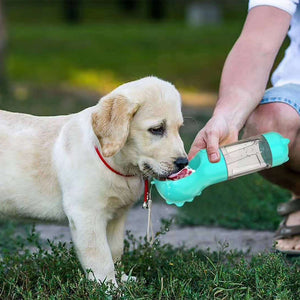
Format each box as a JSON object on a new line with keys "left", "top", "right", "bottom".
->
{"left": 142, "top": 179, "right": 151, "bottom": 209}
{"left": 142, "top": 179, "right": 154, "bottom": 245}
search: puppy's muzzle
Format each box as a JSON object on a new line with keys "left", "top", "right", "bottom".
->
{"left": 174, "top": 157, "right": 189, "bottom": 171}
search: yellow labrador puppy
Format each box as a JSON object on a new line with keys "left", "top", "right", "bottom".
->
{"left": 0, "top": 76, "right": 187, "bottom": 285}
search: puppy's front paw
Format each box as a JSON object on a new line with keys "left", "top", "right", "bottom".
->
{"left": 87, "top": 271, "right": 118, "bottom": 287}
{"left": 121, "top": 272, "right": 137, "bottom": 282}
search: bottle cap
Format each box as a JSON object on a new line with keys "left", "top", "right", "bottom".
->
{"left": 262, "top": 132, "right": 289, "bottom": 167}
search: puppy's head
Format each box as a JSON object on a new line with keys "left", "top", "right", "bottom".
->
{"left": 92, "top": 76, "right": 187, "bottom": 179}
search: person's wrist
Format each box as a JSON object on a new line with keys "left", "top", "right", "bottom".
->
{"left": 212, "top": 105, "right": 245, "bottom": 132}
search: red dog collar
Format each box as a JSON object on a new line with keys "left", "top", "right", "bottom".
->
{"left": 94, "top": 146, "right": 149, "bottom": 207}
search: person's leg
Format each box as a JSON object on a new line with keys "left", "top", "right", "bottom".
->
{"left": 243, "top": 102, "right": 300, "bottom": 251}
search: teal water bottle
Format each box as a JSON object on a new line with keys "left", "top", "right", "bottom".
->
{"left": 153, "top": 132, "right": 290, "bottom": 207}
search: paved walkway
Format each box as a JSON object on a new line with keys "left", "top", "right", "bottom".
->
{"left": 36, "top": 203, "right": 275, "bottom": 254}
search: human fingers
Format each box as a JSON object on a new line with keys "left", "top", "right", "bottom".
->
{"left": 205, "top": 130, "right": 221, "bottom": 162}
{"left": 188, "top": 131, "right": 206, "bottom": 161}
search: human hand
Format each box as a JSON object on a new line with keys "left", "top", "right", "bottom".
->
{"left": 188, "top": 115, "right": 239, "bottom": 162}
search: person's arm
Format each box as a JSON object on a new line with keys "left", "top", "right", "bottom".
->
{"left": 188, "top": 6, "right": 291, "bottom": 162}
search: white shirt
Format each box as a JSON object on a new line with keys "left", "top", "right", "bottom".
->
{"left": 249, "top": 0, "right": 300, "bottom": 86}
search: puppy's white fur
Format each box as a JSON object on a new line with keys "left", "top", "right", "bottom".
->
{"left": 0, "top": 76, "right": 186, "bottom": 285}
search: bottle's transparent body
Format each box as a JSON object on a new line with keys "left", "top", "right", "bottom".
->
{"left": 220, "top": 135, "right": 272, "bottom": 179}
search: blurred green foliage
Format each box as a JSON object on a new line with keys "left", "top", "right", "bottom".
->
{"left": 4, "top": 0, "right": 248, "bottom": 24}
{"left": 7, "top": 22, "right": 242, "bottom": 94}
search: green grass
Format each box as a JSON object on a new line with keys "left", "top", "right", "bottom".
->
{"left": 0, "top": 223, "right": 299, "bottom": 299}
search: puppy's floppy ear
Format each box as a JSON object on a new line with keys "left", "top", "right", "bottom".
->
{"left": 92, "top": 94, "right": 140, "bottom": 157}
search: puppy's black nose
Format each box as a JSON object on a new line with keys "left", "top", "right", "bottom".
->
{"left": 174, "top": 157, "right": 189, "bottom": 170}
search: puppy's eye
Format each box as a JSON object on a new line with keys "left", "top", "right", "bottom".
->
{"left": 148, "top": 125, "right": 165, "bottom": 136}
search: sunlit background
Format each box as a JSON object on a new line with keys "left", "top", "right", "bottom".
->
{"left": 1, "top": 1, "right": 250, "bottom": 106}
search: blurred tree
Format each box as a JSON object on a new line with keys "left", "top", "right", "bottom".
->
{"left": 148, "top": 0, "right": 165, "bottom": 20}
{"left": 63, "top": 0, "right": 81, "bottom": 23}
{"left": 119, "top": 0, "right": 138, "bottom": 12}
{"left": 0, "top": 0, "right": 8, "bottom": 95}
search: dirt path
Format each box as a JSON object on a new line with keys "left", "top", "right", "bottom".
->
{"left": 36, "top": 203, "right": 274, "bottom": 254}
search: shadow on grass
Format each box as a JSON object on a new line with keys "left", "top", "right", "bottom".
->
{"left": 175, "top": 174, "right": 290, "bottom": 231}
